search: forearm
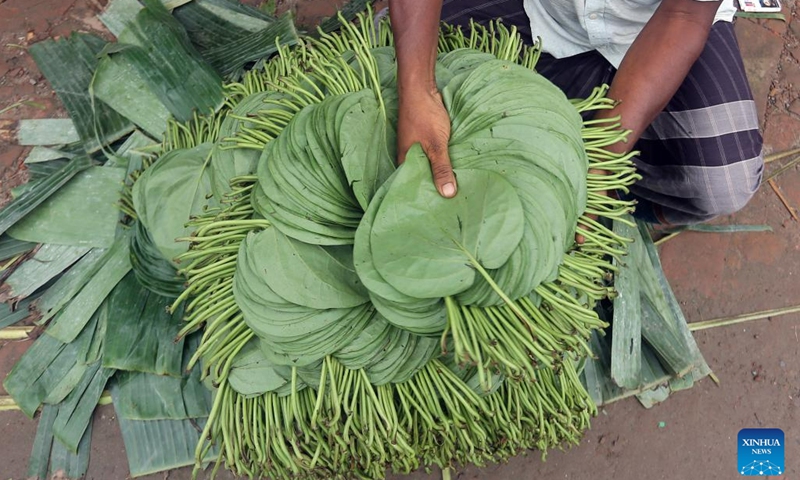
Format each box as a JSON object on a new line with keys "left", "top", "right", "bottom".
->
{"left": 595, "top": 0, "right": 720, "bottom": 152}
{"left": 389, "top": 0, "right": 443, "bottom": 96}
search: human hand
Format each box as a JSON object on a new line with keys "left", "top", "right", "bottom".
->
{"left": 396, "top": 87, "right": 457, "bottom": 198}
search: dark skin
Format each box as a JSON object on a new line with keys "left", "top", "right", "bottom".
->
{"left": 389, "top": 0, "right": 722, "bottom": 240}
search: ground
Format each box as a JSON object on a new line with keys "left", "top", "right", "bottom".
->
{"left": 0, "top": 1, "right": 799, "bottom": 479}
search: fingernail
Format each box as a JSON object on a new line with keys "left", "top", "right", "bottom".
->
{"left": 442, "top": 183, "right": 456, "bottom": 197}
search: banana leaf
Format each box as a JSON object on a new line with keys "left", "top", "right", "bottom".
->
{"left": 112, "top": 0, "right": 224, "bottom": 123}
{"left": 17, "top": 119, "right": 80, "bottom": 146}
{"left": 3, "top": 316, "right": 97, "bottom": 418}
{"left": 610, "top": 219, "right": 642, "bottom": 389}
{"left": 7, "top": 166, "right": 126, "bottom": 248}
{"left": 93, "top": 55, "right": 173, "bottom": 138}
{"left": 112, "top": 379, "right": 216, "bottom": 478}
{"left": 35, "top": 247, "right": 110, "bottom": 325}
{"left": 99, "top": 0, "right": 146, "bottom": 37}
{"left": 0, "top": 291, "right": 41, "bottom": 329}
{"left": 26, "top": 402, "right": 94, "bottom": 480}
{"left": 114, "top": 334, "right": 211, "bottom": 420}
{"left": 0, "top": 235, "right": 36, "bottom": 262}
{"left": 52, "top": 361, "right": 115, "bottom": 452}
{"left": 24, "top": 146, "right": 77, "bottom": 164}
{"left": 4, "top": 244, "right": 91, "bottom": 300}
{"left": 29, "top": 34, "right": 134, "bottom": 152}
{"left": 171, "top": 0, "right": 298, "bottom": 77}
{"left": 46, "top": 231, "right": 132, "bottom": 343}
{"left": 0, "top": 155, "right": 93, "bottom": 238}
{"left": 27, "top": 404, "right": 58, "bottom": 479}
{"left": 102, "top": 272, "right": 184, "bottom": 376}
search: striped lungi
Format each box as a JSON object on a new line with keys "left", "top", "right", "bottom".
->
{"left": 441, "top": 1, "right": 763, "bottom": 225}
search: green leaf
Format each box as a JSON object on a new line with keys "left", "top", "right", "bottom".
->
{"left": 610, "top": 219, "right": 642, "bottom": 390}
{"left": 28, "top": 33, "right": 134, "bottom": 152}
{"left": 102, "top": 272, "right": 185, "bottom": 376}
{"left": 0, "top": 292, "right": 40, "bottom": 329}
{"left": 172, "top": 0, "right": 298, "bottom": 77}
{"left": 99, "top": 0, "right": 144, "bottom": 37}
{"left": 7, "top": 167, "right": 125, "bottom": 248}
{"left": 27, "top": 404, "right": 58, "bottom": 479}
{"left": 3, "top": 316, "right": 96, "bottom": 418}
{"left": 4, "top": 244, "right": 91, "bottom": 300}
{"left": 114, "top": 0, "right": 224, "bottom": 123}
{"left": 130, "top": 220, "right": 185, "bottom": 298}
{"left": 112, "top": 380, "right": 217, "bottom": 478}
{"left": 367, "top": 144, "right": 525, "bottom": 299}
{"left": 228, "top": 338, "right": 288, "bottom": 396}
{"left": 0, "top": 234, "right": 36, "bottom": 262}
{"left": 17, "top": 119, "right": 80, "bottom": 146}
{"left": 24, "top": 146, "right": 78, "bottom": 164}
{"left": 113, "top": 333, "right": 211, "bottom": 420}
{"left": 252, "top": 227, "right": 369, "bottom": 310}
{"left": 338, "top": 90, "right": 396, "bottom": 210}
{"left": 93, "top": 54, "right": 172, "bottom": 138}
{"left": 46, "top": 231, "right": 132, "bottom": 343}
{"left": 132, "top": 143, "right": 217, "bottom": 265}
{"left": 36, "top": 247, "right": 110, "bottom": 325}
{"left": 201, "top": 13, "right": 299, "bottom": 77}
{"left": 48, "top": 414, "right": 93, "bottom": 478}
{"left": 52, "top": 361, "right": 115, "bottom": 453}
{"left": 0, "top": 155, "right": 93, "bottom": 238}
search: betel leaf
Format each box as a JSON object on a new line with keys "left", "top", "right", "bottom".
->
{"left": 253, "top": 227, "right": 369, "bottom": 309}
{"left": 132, "top": 143, "right": 216, "bottom": 266}
{"left": 367, "top": 144, "right": 525, "bottom": 299}
{"left": 228, "top": 337, "right": 288, "bottom": 396}
{"left": 338, "top": 90, "right": 396, "bottom": 210}
{"left": 114, "top": 0, "right": 224, "bottom": 123}
{"left": 28, "top": 33, "right": 133, "bottom": 152}
{"left": 7, "top": 166, "right": 126, "bottom": 248}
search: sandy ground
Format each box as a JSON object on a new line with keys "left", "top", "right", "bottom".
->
{"left": 1, "top": 1, "right": 799, "bottom": 479}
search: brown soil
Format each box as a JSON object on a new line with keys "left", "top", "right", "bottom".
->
{"left": 1, "top": 1, "right": 799, "bottom": 480}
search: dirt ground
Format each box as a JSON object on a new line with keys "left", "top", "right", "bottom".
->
{"left": 1, "top": 1, "right": 799, "bottom": 479}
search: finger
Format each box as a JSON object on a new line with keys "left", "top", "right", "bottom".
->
{"left": 426, "top": 141, "right": 457, "bottom": 198}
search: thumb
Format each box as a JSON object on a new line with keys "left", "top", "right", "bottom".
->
{"left": 426, "top": 141, "right": 457, "bottom": 198}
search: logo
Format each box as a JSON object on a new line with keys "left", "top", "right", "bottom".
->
{"left": 738, "top": 428, "right": 784, "bottom": 476}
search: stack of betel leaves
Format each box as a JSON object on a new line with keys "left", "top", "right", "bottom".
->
{"left": 0, "top": 1, "right": 656, "bottom": 479}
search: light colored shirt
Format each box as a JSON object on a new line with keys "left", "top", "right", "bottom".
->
{"left": 524, "top": 0, "right": 737, "bottom": 68}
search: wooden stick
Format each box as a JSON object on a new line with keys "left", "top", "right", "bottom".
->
{"left": 766, "top": 156, "right": 800, "bottom": 181}
{"left": 689, "top": 304, "right": 800, "bottom": 331}
{"left": 764, "top": 147, "right": 800, "bottom": 163}
{"left": 767, "top": 179, "right": 799, "bottom": 221}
